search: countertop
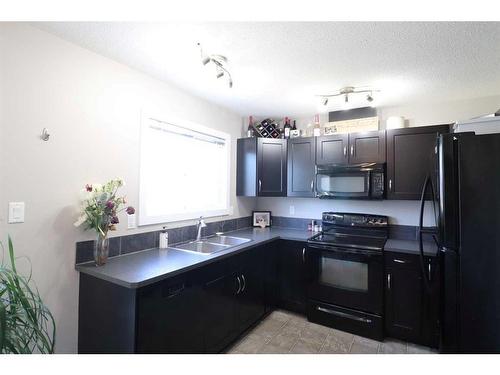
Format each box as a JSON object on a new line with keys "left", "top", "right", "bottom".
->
{"left": 75, "top": 227, "right": 311, "bottom": 289}
{"left": 76, "top": 227, "right": 439, "bottom": 289}
{"left": 385, "top": 238, "right": 440, "bottom": 257}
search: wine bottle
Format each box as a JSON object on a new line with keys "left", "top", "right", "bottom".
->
{"left": 313, "top": 114, "right": 321, "bottom": 137}
{"left": 284, "top": 117, "right": 291, "bottom": 139}
{"left": 247, "top": 116, "right": 254, "bottom": 137}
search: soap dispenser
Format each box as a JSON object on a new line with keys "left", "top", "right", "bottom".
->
{"left": 159, "top": 226, "right": 169, "bottom": 249}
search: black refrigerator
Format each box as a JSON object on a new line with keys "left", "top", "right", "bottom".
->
{"left": 438, "top": 132, "right": 500, "bottom": 353}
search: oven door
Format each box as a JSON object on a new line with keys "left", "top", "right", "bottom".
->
{"left": 315, "top": 170, "right": 371, "bottom": 199}
{"left": 306, "top": 244, "right": 383, "bottom": 315}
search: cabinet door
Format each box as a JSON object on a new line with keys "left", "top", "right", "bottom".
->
{"left": 316, "top": 134, "right": 349, "bottom": 165}
{"left": 276, "top": 240, "right": 308, "bottom": 314}
{"left": 136, "top": 274, "right": 205, "bottom": 353}
{"left": 385, "top": 253, "right": 424, "bottom": 343}
{"left": 201, "top": 262, "right": 240, "bottom": 353}
{"left": 348, "top": 130, "right": 386, "bottom": 164}
{"left": 386, "top": 125, "right": 449, "bottom": 199}
{"left": 236, "top": 249, "right": 266, "bottom": 331}
{"left": 287, "top": 137, "right": 316, "bottom": 197}
{"left": 257, "top": 138, "right": 287, "bottom": 196}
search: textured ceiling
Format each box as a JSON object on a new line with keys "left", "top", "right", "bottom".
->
{"left": 36, "top": 22, "right": 500, "bottom": 117}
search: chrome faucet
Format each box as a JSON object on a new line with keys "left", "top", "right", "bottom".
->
{"left": 196, "top": 216, "right": 207, "bottom": 241}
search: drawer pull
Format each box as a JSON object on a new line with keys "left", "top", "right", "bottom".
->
{"left": 393, "top": 259, "right": 407, "bottom": 264}
{"left": 316, "top": 306, "right": 372, "bottom": 324}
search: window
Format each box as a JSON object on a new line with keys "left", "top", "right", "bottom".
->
{"left": 139, "top": 112, "right": 231, "bottom": 225}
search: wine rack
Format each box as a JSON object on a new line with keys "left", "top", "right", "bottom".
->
{"left": 252, "top": 118, "right": 281, "bottom": 138}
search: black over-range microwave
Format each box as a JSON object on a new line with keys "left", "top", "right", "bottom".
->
{"left": 315, "top": 163, "right": 385, "bottom": 199}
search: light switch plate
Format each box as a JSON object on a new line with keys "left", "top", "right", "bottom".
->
{"left": 127, "top": 213, "right": 136, "bottom": 229}
{"left": 8, "top": 202, "right": 25, "bottom": 223}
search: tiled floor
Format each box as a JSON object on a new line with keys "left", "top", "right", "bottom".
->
{"left": 226, "top": 310, "right": 438, "bottom": 354}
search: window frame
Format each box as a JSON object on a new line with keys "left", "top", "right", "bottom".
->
{"left": 138, "top": 110, "right": 232, "bottom": 226}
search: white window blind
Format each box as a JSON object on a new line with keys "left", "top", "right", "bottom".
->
{"left": 139, "top": 114, "right": 231, "bottom": 225}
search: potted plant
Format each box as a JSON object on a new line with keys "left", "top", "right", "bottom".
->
{"left": 0, "top": 237, "right": 56, "bottom": 354}
{"left": 74, "top": 178, "right": 135, "bottom": 266}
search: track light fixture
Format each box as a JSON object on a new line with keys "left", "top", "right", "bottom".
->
{"left": 318, "top": 86, "right": 379, "bottom": 107}
{"left": 198, "top": 42, "right": 233, "bottom": 88}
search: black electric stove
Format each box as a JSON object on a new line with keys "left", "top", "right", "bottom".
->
{"left": 306, "top": 212, "right": 389, "bottom": 341}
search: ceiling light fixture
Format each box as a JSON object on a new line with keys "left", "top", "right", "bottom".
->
{"left": 198, "top": 43, "right": 233, "bottom": 88}
{"left": 318, "top": 86, "right": 379, "bottom": 107}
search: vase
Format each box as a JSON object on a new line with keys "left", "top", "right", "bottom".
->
{"left": 94, "top": 234, "right": 109, "bottom": 266}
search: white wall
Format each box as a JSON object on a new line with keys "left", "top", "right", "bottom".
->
{"left": 253, "top": 95, "right": 500, "bottom": 226}
{"left": 0, "top": 24, "right": 254, "bottom": 353}
{"left": 257, "top": 197, "right": 437, "bottom": 226}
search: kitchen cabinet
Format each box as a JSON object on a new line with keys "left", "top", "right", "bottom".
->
{"left": 348, "top": 130, "right": 386, "bottom": 164}
{"left": 287, "top": 137, "right": 316, "bottom": 197}
{"left": 136, "top": 272, "right": 205, "bottom": 353}
{"left": 200, "top": 246, "right": 267, "bottom": 353}
{"left": 384, "top": 251, "right": 440, "bottom": 347}
{"left": 386, "top": 124, "right": 450, "bottom": 200}
{"left": 79, "top": 244, "right": 269, "bottom": 354}
{"left": 276, "top": 240, "right": 308, "bottom": 314}
{"left": 316, "top": 131, "right": 385, "bottom": 166}
{"left": 316, "top": 134, "right": 349, "bottom": 165}
{"left": 237, "top": 137, "right": 287, "bottom": 197}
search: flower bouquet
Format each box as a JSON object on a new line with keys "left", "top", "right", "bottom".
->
{"left": 74, "top": 179, "right": 135, "bottom": 266}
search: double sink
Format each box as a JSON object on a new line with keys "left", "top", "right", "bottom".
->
{"left": 169, "top": 235, "right": 252, "bottom": 255}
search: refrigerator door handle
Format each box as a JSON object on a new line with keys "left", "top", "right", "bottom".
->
{"left": 419, "top": 175, "right": 433, "bottom": 292}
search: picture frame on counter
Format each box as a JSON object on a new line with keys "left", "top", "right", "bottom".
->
{"left": 252, "top": 211, "right": 272, "bottom": 228}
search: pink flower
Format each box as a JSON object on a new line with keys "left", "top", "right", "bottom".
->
{"left": 110, "top": 216, "right": 119, "bottom": 224}
{"left": 106, "top": 200, "right": 115, "bottom": 209}
{"left": 85, "top": 184, "right": 93, "bottom": 192}
{"left": 126, "top": 206, "right": 135, "bottom": 215}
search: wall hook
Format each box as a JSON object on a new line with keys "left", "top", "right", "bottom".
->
{"left": 41, "top": 128, "right": 50, "bottom": 141}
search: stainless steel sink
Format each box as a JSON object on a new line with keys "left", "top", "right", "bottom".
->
{"left": 169, "top": 235, "right": 252, "bottom": 255}
{"left": 205, "top": 235, "right": 252, "bottom": 246}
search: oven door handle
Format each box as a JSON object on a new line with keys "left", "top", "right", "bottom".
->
{"left": 316, "top": 306, "right": 373, "bottom": 324}
{"left": 307, "top": 243, "right": 380, "bottom": 256}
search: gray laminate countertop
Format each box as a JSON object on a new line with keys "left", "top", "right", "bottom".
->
{"left": 384, "top": 238, "right": 440, "bottom": 257}
{"left": 76, "top": 226, "right": 440, "bottom": 289}
{"left": 75, "top": 227, "right": 311, "bottom": 289}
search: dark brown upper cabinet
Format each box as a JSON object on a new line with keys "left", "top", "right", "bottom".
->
{"left": 287, "top": 137, "right": 316, "bottom": 197}
{"left": 236, "top": 138, "right": 287, "bottom": 197}
{"left": 315, "top": 134, "right": 349, "bottom": 165}
{"left": 348, "top": 130, "right": 386, "bottom": 164}
{"left": 316, "top": 131, "right": 385, "bottom": 165}
{"left": 386, "top": 124, "right": 450, "bottom": 200}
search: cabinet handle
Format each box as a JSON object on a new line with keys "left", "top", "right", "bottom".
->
{"left": 428, "top": 263, "right": 432, "bottom": 282}
{"left": 302, "top": 247, "right": 306, "bottom": 263}
{"left": 258, "top": 179, "right": 262, "bottom": 193}
{"left": 389, "top": 179, "right": 392, "bottom": 191}
{"left": 343, "top": 146, "right": 347, "bottom": 157}
{"left": 241, "top": 274, "right": 246, "bottom": 292}
{"left": 310, "top": 179, "right": 314, "bottom": 192}
{"left": 393, "top": 259, "right": 406, "bottom": 264}
{"left": 350, "top": 145, "right": 354, "bottom": 156}
{"left": 387, "top": 273, "right": 391, "bottom": 290}
{"left": 236, "top": 275, "right": 242, "bottom": 294}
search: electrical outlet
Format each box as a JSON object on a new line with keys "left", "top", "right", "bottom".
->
{"left": 127, "top": 214, "right": 136, "bottom": 229}
{"left": 289, "top": 205, "right": 295, "bottom": 216}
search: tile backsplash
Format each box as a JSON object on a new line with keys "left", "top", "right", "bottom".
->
{"left": 75, "top": 214, "right": 430, "bottom": 265}
{"left": 75, "top": 216, "right": 252, "bottom": 265}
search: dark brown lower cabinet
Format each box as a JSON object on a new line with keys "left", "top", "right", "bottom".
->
{"left": 276, "top": 240, "right": 308, "bottom": 314}
{"left": 384, "top": 251, "right": 440, "bottom": 347}
{"left": 78, "top": 244, "right": 270, "bottom": 354}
